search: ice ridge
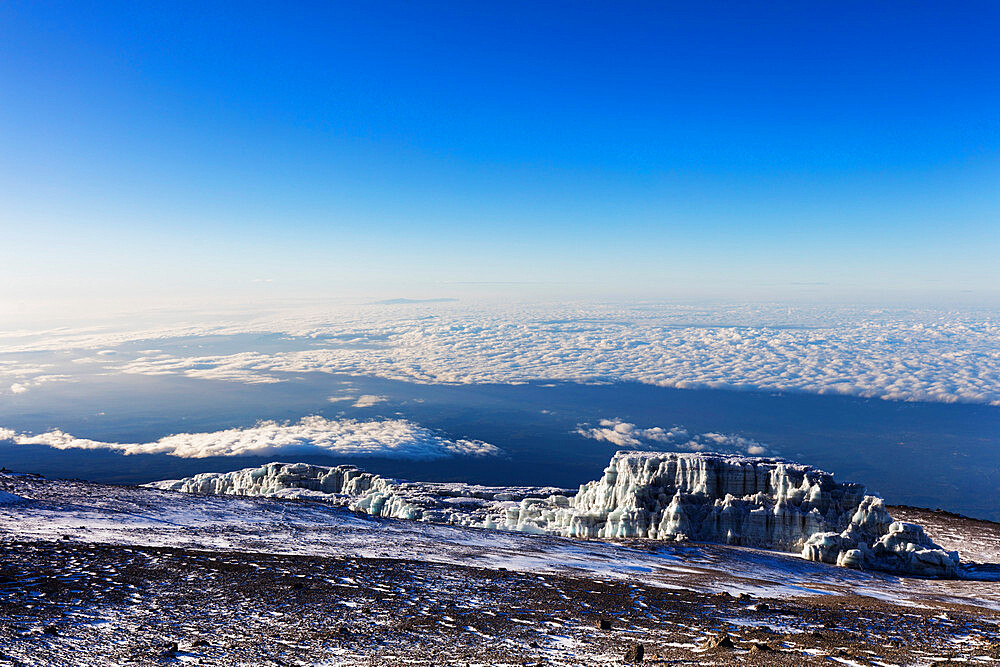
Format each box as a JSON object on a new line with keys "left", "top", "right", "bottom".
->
{"left": 149, "top": 451, "right": 960, "bottom": 576}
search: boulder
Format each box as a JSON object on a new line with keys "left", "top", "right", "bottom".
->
{"left": 623, "top": 642, "right": 644, "bottom": 662}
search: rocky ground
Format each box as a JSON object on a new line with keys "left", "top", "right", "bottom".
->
{"left": 2, "top": 473, "right": 999, "bottom": 666}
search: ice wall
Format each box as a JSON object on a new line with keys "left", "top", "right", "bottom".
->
{"left": 154, "top": 462, "right": 391, "bottom": 498}
{"left": 530, "top": 452, "right": 959, "bottom": 576}
{"left": 151, "top": 461, "right": 566, "bottom": 527}
{"left": 150, "top": 452, "right": 960, "bottom": 576}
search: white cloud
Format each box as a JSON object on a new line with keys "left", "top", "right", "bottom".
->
{"left": 352, "top": 394, "right": 387, "bottom": 408}
{"left": 576, "top": 418, "right": 771, "bottom": 456}
{"left": 116, "top": 352, "right": 281, "bottom": 384}
{"left": 0, "top": 416, "right": 501, "bottom": 460}
{"left": 2, "top": 369, "right": 72, "bottom": 394}
{"left": 71, "top": 356, "right": 106, "bottom": 364}
{"left": 3, "top": 301, "right": 999, "bottom": 406}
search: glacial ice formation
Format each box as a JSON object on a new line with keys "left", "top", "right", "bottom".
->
{"left": 150, "top": 462, "right": 567, "bottom": 528}
{"left": 150, "top": 451, "right": 960, "bottom": 576}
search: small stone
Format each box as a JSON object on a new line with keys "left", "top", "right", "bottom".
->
{"left": 42, "top": 625, "right": 59, "bottom": 636}
{"left": 624, "top": 642, "right": 644, "bottom": 662}
{"left": 748, "top": 642, "right": 773, "bottom": 653}
{"left": 754, "top": 602, "right": 770, "bottom": 611}
{"left": 596, "top": 619, "right": 613, "bottom": 630}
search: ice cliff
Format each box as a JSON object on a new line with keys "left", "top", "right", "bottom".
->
{"left": 150, "top": 451, "right": 960, "bottom": 576}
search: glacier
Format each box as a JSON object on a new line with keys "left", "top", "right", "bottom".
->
{"left": 149, "top": 451, "right": 960, "bottom": 576}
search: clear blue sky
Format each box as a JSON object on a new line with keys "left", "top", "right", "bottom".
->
{"left": 1, "top": 1, "right": 998, "bottom": 312}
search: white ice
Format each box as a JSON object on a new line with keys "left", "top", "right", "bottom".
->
{"left": 150, "top": 450, "right": 960, "bottom": 576}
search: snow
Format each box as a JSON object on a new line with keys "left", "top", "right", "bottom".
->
{"left": 3, "top": 471, "right": 1000, "bottom": 615}
{"left": 149, "top": 451, "right": 960, "bottom": 576}
{"left": 0, "top": 489, "right": 25, "bottom": 504}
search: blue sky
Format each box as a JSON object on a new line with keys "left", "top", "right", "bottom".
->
{"left": 1, "top": 1, "right": 998, "bottom": 312}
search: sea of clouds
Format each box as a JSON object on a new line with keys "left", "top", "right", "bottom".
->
{"left": 2, "top": 301, "right": 998, "bottom": 405}
{"left": 0, "top": 416, "right": 500, "bottom": 460}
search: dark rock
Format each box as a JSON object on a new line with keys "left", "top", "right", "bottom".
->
{"left": 748, "top": 642, "right": 773, "bottom": 652}
{"left": 706, "top": 634, "right": 735, "bottom": 649}
{"left": 597, "top": 619, "right": 613, "bottom": 630}
{"left": 42, "top": 625, "right": 59, "bottom": 636}
{"left": 737, "top": 593, "right": 753, "bottom": 602}
{"left": 624, "top": 642, "right": 644, "bottom": 662}
{"left": 192, "top": 639, "right": 209, "bottom": 647}
{"left": 754, "top": 602, "right": 770, "bottom": 611}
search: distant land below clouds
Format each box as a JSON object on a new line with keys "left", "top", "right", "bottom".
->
{"left": 1, "top": 301, "right": 998, "bottom": 406}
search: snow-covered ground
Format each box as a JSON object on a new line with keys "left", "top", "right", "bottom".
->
{"left": 3, "top": 471, "right": 1000, "bottom": 607}
{"left": 1, "top": 471, "right": 999, "bottom": 665}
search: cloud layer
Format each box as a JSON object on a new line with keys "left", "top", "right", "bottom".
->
{"left": 3, "top": 301, "right": 999, "bottom": 405}
{"left": 576, "top": 419, "right": 770, "bottom": 456}
{"left": 0, "top": 416, "right": 500, "bottom": 460}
